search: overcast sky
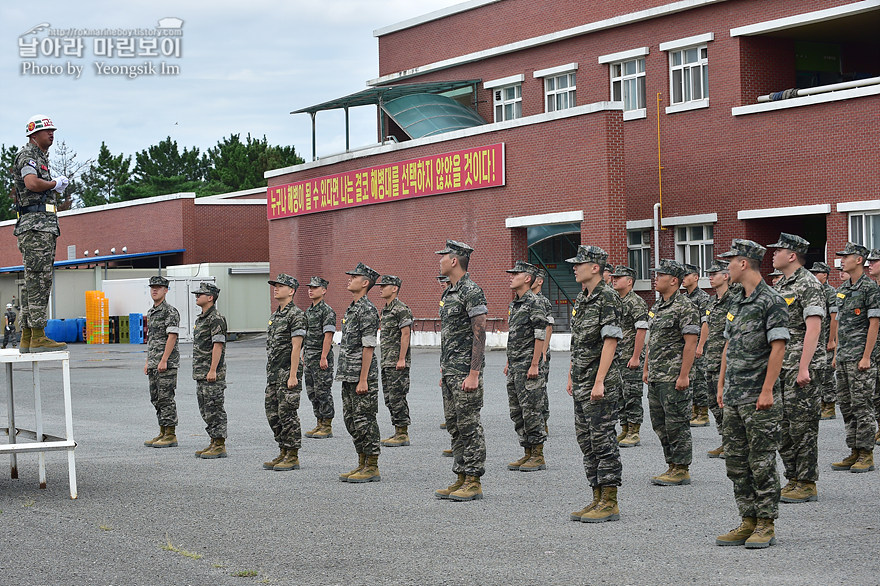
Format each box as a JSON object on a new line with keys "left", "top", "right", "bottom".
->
{"left": 1, "top": 0, "right": 463, "bottom": 171}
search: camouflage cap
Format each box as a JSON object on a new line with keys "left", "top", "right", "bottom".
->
{"left": 505, "top": 260, "right": 539, "bottom": 277}
{"left": 376, "top": 275, "right": 402, "bottom": 287}
{"left": 705, "top": 260, "right": 729, "bottom": 273}
{"left": 767, "top": 232, "right": 810, "bottom": 254}
{"left": 192, "top": 282, "right": 220, "bottom": 298}
{"left": 435, "top": 239, "right": 475, "bottom": 258}
{"left": 610, "top": 265, "right": 636, "bottom": 279}
{"left": 836, "top": 241, "right": 869, "bottom": 258}
{"left": 345, "top": 262, "right": 379, "bottom": 283}
{"left": 268, "top": 273, "right": 299, "bottom": 290}
{"left": 717, "top": 239, "right": 767, "bottom": 262}
{"left": 436, "top": 274, "right": 450, "bottom": 283}
{"left": 650, "top": 259, "right": 687, "bottom": 280}
{"left": 307, "top": 276, "right": 329, "bottom": 288}
{"left": 148, "top": 276, "right": 169, "bottom": 287}
{"left": 867, "top": 249, "right": 880, "bottom": 262}
{"left": 808, "top": 261, "right": 831, "bottom": 273}
{"left": 682, "top": 263, "right": 700, "bottom": 276}
{"left": 768, "top": 269, "right": 783, "bottom": 277}
{"left": 534, "top": 268, "right": 547, "bottom": 281}
{"left": 565, "top": 245, "right": 608, "bottom": 265}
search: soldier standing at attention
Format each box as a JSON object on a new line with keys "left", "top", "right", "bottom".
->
{"left": 143, "top": 276, "right": 183, "bottom": 449}
{"left": 192, "top": 283, "right": 229, "bottom": 459}
{"left": 504, "top": 261, "right": 549, "bottom": 472}
{"left": 337, "top": 263, "right": 382, "bottom": 483}
{"left": 303, "top": 277, "right": 336, "bottom": 439}
{"left": 702, "top": 260, "right": 736, "bottom": 458}
{"left": 433, "top": 240, "right": 488, "bottom": 502}
{"left": 831, "top": 242, "right": 880, "bottom": 473}
{"left": 530, "top": 269, "right": 554, "bottom": 432}
{"left": 643, "top": 260, "right": 700, "bottom": 486}
{"left": 610, "top": 265, "right": 648, "bottom": 448}
{"left": 715, "top": 239, "right": 789, "bottom": 548}
{"left": 866, "top": 250, "right": 880, "bottom": 445}
{"left": 566, "top": 246, "right": 624, "bottom": 523}
{"left": 377, "top": 275, "right": 414, "bottom": 448}
{"left": 2, "top": 303, "right": 17, "bottom": 349}
{"left": 12, "top": 115, "right": 69, "bottom": 353}
{"left": 767, "top": 234, "right": 825, "bottom": 504}
{"left": 262, "top": 274, "right": 307, "bottom": 472}
{"left": 809, "top": 262, "right": 839, "bottom": 420}
{"left": 682, "top": 264, "right": 711, "bottom": 428}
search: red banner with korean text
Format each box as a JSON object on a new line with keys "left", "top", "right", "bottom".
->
{"left": 268, "top": 143, "right": 505, "bottom": 219}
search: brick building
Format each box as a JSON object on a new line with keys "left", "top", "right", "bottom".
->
{"left": 267, "top": 0, "right": 880, "bottom": 330}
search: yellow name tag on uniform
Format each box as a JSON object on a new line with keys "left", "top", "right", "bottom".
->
{"left": 439, "top": 301, "right": 444, "bottom": 307}
{"left": 341, "top": 319, "right": 346, "bottom": 324}
{"left": 46, "top": 204, "right": 57, "bottom": 213}
{"left": 727, "top": 312, "right": 734, "bottom": 321}
{"left": 705, "top": 309, "right": 710, "bottom": 316}
{"left": 572, "top": 309, "right": 576, "bottom": 317}
{"left": 268, "top": 320, "right": 272, "bottom": 325}
{"left": 508, "top": 309, "right": 511, "bottom": 316}
{"left": 784, "top": 296, "right": 795, "bottom": 306}
{"left": 837, "top": 292, "right": 846, "bottom": 299}
{"left": 648, "top": 311, "right": 655, "bottom": 318}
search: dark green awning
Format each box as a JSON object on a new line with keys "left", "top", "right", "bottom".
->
{"left": 382, "top": 93, "right": 486, "bottom": 139}
{"left": 291, "top": 80, "right": 482, "bottom": 114}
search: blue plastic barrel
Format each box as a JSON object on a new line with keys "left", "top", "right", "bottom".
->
{"left": 45, "top": 319, "right": 63, "bottom": 342}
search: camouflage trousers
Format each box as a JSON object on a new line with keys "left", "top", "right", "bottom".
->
{"left": 723, "top": 400, "right": 781, "bottom": 519}
{"left": 16, "top": 229, "right": 56, "bottom": 329}
{"left": 265, "top": 372, "right": 303, "bottom": 450}
{"left": 691, "top": 357, "right": 709, "bottom": 408}
{"left": 304, "top": 352, "right": 335, "bottom": 420}
{"left": 147, "top": 368, "right": 178, "bottom": 427}
{"left": 506, "top": 365, "right": 547, "bottom": 447}
{"left": 618, "top": 366, "right": 644, "bottom": 425}
{"left": 341, "top": 380, "right": 380, "bottom": 456}
{"left": 816, "top": 366, "right": 837, "bottom": 405}
{"left": 196, "top": 380, "right": 227, "bottom": 439}
{"left": 875, "top": 368, "right": 880, "bottom": 422}
{"left": 706, "top": 370, "right": 724, "bottom": 436}
{"left": 837, "top": 361, "right": 878, "bottom": 450}
{"left": 573, "top": 377, "right": 622, "bottom": 488}
{"left": 381, "top": 367, "right": 411, "bottom": 427}
{"left": 441, "top": 372, "right": 486, "bottom": 478}
{"left": 647, "top": 381, "right": 693, "bottom": 465}
{"left": 777, "top": 367, "right": 820, "bottom": 482}
{"left": 540, "top": 353, "right": 550, "bottom": 423}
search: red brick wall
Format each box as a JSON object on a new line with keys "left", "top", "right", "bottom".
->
{"left": 184, "top": 203, "right": 269, "bottom": 264}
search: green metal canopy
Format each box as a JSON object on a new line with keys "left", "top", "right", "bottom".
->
{"left": 382, "top": 93, "right": 486, "bottom": 139}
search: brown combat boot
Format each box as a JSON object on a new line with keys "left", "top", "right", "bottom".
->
{"left": 195, "top": 439, "right": 215, "bottom": 457}
{"left": 780, "top": 480, "right": 817, "bottom": 503}
{"left": 652, "top": 464, "right": 691, "bottom": 486}
{"left": 152, "top": 426, "right": 178, "bottom": 448}
{"left": 28, "top": 328, "right": 67, "bottom": 353}
{"left": 273, "top": 448, "right": 300, "bottom": 471}
{"left": 348, "top": 454, "right": 380, "bottom": 483}
{"left": 519, "top": 444, "right": 546, "bottom": 471}
{"left": 744, "top": 518, "right": 776, "bottom": 548}
{"left": 200, "top": 438, "right": 227, "bottom": 459}
{"left": 875, "top": 422, "right": 880, "bottom": 446}
{"left": 691, "top": 406, "right": 710, "bottom": 427}
{"left": 580, "top": 486, "right": 620, "bottom": 523}
{"left": 850, "top": 449, "right": 875, "bottom": 473}
{"left": 310, "top": 418, "right": 333, "bottom": 439}
{"left": 707, "top": 444, "right": 724, "bottom": 458}
{"left": 780, "top": 477, "right": 798, "bottom": 497}
{"left": 449, "top": 475, "right": 482, "bottom": 501}
{"left": 716, "top": 517, "right": 756, "bottom": 546}
{"left": 570, "top": 487, "right": 601, "bottom": 521}
{"left": 263, "top": 448, "right": 286, "bottom": 470}
{"left": 381, "top": 426, "right": 410, "bottom": 447}
{"left": 339, "top": 453, "right": 366, "bottom": 482}
{"left": 435, "top": 473, "right": 466, "bottom": 499}
{"left": 304, "top": 421, "right": 321, "bottom": 437}
{"left": 19, "top": 327, "right": 31, "bottom": 354}
{"left": 442, "top": 448, "right": 453, "bottom": 457}
{"left": 508, "top": 447, "right": 531, "bottom": 471}
{"left": 831, "top": 449, "right": 859, "bottom": 470}
{"left": 616, "top": 423, "right": 629, "bottom": 443}
{"left": 144, "top": 426, "right": 165, "bottom": 447}
{"left": 820, "top": 402, "right": 836, "bottom": 420}
{"left": 619, "top": 423, "right": 641, "bottom": 447}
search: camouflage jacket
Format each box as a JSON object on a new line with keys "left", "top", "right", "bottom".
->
{"left": 336, "top": 295, "right": 379, "bottom": 383}
{"left": 774, "top": 267, "right": 826, "bottom": 370}
{"left": 13, "top": 143, "right": 60, "bottom": 236}
{"left": 723, "top": 281, "right": 790, "bottom": 406}
{"left": 685, "top": 286, "right": 711, "bottom": 313}
{"left": 703, "top": 286, "right": 738, "bottom": 371}
{"left": 645, "top": 291, "right": 701, "bottom": 383}
{"left": 535, "top": 292, "right": 554, "bottom": 356}
{"left": 266, "top": 301, "right": 307, "bottom": 384}
{"left": 304, "top": 300, "right": 336, "bottom": 359}
{"left": 835, "top": 273, "right": 880, "bottom": 363}
{"left": 380, "top": 297, "right": 413, "bottom": 368}
{"left": 192, "top": 304, "right": 227, "bottom": 381}
{"left": 570, "top": 280, "right": 623, "bottom": 386}
{"left": 146, "top": 300, "right": 182, "bottom": 370}
{"left": 819, "top": 282, "right": 838, "bottom": 361}
{"left": 439, "top": 273, "right": 488, "bottom": 376}
{"left": 618, "top": 290, "right": 649, "bottom": 366}
{"left": 506, "top": 289, "right": 548, "bottom": 370}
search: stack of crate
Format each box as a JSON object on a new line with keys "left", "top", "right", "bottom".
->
{"left": 85, "top": 291, "right": 109, "bottom": 344}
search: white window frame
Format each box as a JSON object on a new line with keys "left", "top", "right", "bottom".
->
{"left": 610, "top": 57, "right": 647, "bottom": 117}
{"left": 492, "top": 83, "right": 523, "bottom": 122}
{"left": 534, "top": 64, "right": 578, "bottom": 113}
{"left": 627, "top": 229, "right": 652, "bottom": 280}
{"left": 674, "top": 223, "right": 715, "bottom": 276}
{"left": 848, "top": 211, "right": 880, "bottom": 251}
{"left": 668, "top": 44, "right": 709, "bottom": 107}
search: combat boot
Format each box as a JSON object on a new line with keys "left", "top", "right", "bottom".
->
{"left": 508, "top": 447, "right": 531, "bottom": 471}
{"left": 144, "top": 426, "right": 165, "bottom": 447}
{"left": 263, "top": 448, "right": 286, "bottom": 470}
{"left": 435, "top": 473, "right": 466, "bottom": 499}
{"left": 200, "top": 438, "right": 227, "bottom": 459}
{"left": 691, "top": 406, "right": 710, "bottom": 427}
{"left": 780, "top": 477, "right": 798, "bottom": 497}
{"left": 652, "top": 464, "right": 691, "bottom": 486}
{"left": 19, "top": 328, "right": 31, "bottom": 354}
{"left": 381, "top": 426, "right": 410, "bottom": 447}
{"left": 440, "top": 422, "right": 447, "bottom": 429}
{"left": 715, "top": 517, "right": 756, "bottom": 546}
{"left": 744, "top": 518, "right": 776, "bottom": 549}
{"left": 616, "top": 423, "right": 629, "bottom": 443}
{"left": 339, "top": 453, "right": 366, "bottom": 482}
{"left": 850, "top": 449, "right": 875, "bottom": 473}
{"left": 273, "top": 448, "right": 300, "bottom": 471}
{"left": 28, "top": 328, "right": 67, "bottom": 353}
{"left": 707, "top": 445, "right": 724, "bottom": 458}
{"left": 304, "top": 421, "right": 321, "bottom": 437}
{"left": 448, "top": 475, "right": 482, "bottom": 501}
{"left": 310, "top": 418, "right": 333, "bottom": 439}
{"left": 570, "top": 487, "right": 601, "bottom": 521}
{"left": 152, "top": 426, "right": 178, "bottom": 448}
{"left": 442, "top": 448, "right": 453, "bottom": 457}
{"left": 580, "top": 486, "right": 620, "bottom": 523}
{"left": 195, "top": 439, "right": 215, "bottom": 457}
{"left": 820, "top": 402, "right": 836, "bottom": 420}
{"left": 688, "top": 404, "right": 699, "bottom": 425}
{"left": 781, "top": 481, "right": 817, "bottom": 503}
{"left": 619, "top": 423, "right": 641, "bottom": 447}
{"left": 519, "top": 444, "right": 546, "bottom": 471}
{"left": 831, "top": 449, "right": 859, "bottom": 470}
{"left": 875, "top": 422, "right": 880, "bottom": 446}
{"left": 348, "top": 454, "right": 380, "bottom": 483}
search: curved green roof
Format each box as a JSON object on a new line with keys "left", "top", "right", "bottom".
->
{"left": 382, "top": 93, "right": 486, "bottom": 139}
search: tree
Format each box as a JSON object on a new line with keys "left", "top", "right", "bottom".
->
{"left": 0, "top": 144, "right": 17, "bottom": 220}
{"left": 78, "top": 142, "right": 132, "bottom": 207}
{"left": 200, "top": 134, "right": 303, "bottom": 196}
{"left": 52, "top": 141, "right": 92, "bottom": 211}
{"left": 116, "top": 136, "right": 208, "bottom": 201}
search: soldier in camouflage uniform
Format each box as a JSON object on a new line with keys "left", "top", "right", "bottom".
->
{"left": 682, "top": 263, "right": 712, "bottom": 427}
{"left": 565, "top": 246, "right": 623, "bottom": 523}
{"left": 304, "top": 277, "right": 336, "bottom": 439}
{"left": 143, "top": 276, "right": 183, "bottom": 449}
{"left": 830, "top": 242, "right": 880, "bottom": 473}
{"left": 192, "top": 283, "right": 229, "bottom": 459}
{"left": 12, "top": 115, "right": 69, "bottom": 353}
{"left": 702, "top": 260, "right": 737, "bottom": 458}
{"left": 867, "top": 250, "right": 880, "bottom": 445}
{"left": 530, "top": 269, "right": 554, "bottom": 431}
{"left": 262, "top": 274, "right": 307, "bottom": 472}
{"left": 377, "top": 275, "right": 414, "bottom": 448}
{"left": 767, "top": 234, "right": 826, "bottom": 504}
{"left": 809, "top": 262, "right": 839, "bottom": 420}
{"left": 337, "top": 263, "right": 382, "bottom": 483}
{"left": 433, "top": 240, "right": 488, "bottom": 502}
{"left": 610, "top": 265, "right": 648, "bottom": 448}
{"left": 643, "top": 260, "right": 700, "bottom": 486}
{"left": 504, "top": 261, "right": 549, "bottom": 472}
{"left": 715, "top": 239, "right": 789, "bottom": 548}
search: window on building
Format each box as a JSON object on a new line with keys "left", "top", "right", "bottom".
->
{"left": 493, "top": 84, "right": 522, "bottom": 122}
{"left": 627, "top": 229, "right": 652, "bottom": 279}
{"left": 611, "top": 58, "right": 646, "bottom": 112}
{"left": 675, "top": 224, "right": 714, "bottom": 274}
{"left": 545, "top": 72, "right": 576, "bottom": 112}
{"left": 669, "top": 45, "right": 708, "bottom": 104}
{"left": 849, "top": 212, "right": 880, "bottom": 250}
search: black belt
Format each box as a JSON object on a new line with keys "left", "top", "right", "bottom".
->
{"left": 17, "top": 204, "right": 56, "bottom": 214}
